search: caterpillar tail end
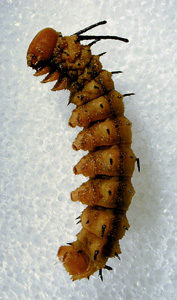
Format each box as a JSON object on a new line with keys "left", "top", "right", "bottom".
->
{"left": 58, "top": 245, "right": 89, "bottom": 280}
{"left": 58, "top": 245, "right": 102, "bottom": 281}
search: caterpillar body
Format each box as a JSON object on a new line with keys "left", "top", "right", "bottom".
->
{"left": 27, "top": 21, "right": 138, "bottom": 281}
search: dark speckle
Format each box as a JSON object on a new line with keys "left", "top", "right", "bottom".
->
{"left": 94, "top": 250, "right": 99, "bottom": 260}
{"left": 101, "top": 225, "right": 106, "bottom": 238}
{"left": 77, "top": 250, "right": 82, "bottom": 253}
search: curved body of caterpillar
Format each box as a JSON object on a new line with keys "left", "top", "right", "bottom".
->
{"left": 27, "top": 21, "right": 137, "bottom": 281}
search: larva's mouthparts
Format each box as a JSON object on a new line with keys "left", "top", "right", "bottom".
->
{"left": 27, "top": 21, "right": 137, "bottom": 281}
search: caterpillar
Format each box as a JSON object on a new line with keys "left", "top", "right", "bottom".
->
{"left": 27, "top": 20, "right": 139, "bottom": 281}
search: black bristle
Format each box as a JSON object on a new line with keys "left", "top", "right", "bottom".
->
{"left": 73, "top": 20, "right": 107, "bottom": 36}
{"left": 101, "top": 225, "right": 106, "bottom": 238}
{"left": 88, "top": 39, "right": 100, "bottom": 46}
{"left": 99, "top": 269, "right": 103, "bottom": 281}
{"left": 94, "top": 250, "right": 99, "bottom": 260}
{"left": 104, "top": 265, "right": 113, "bottom": 271}
{"left": 123, "top": 93, "right": 135, "bottom": 97}
{"left": 136, "top": 158, "right": 140, "bottom": 172}
{"left": 123, "top": 226, "right": 128, "bottom": 230}
{"left": 78, "top": 35, "right": 129, "bottom": 43}
{"left": 99, "top": 52, "right": 106, "bottom": 57}
{"left": 111, "top": 71, "right": 123, "bottom": 74}
{"left": 77, "top": 250, "right": 82, "bottom": 253}
{"left": 115, "top": 252, "right": 121, "bottom": 260}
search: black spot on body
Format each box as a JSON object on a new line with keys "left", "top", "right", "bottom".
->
{"left": 101, "top": 225, "right": 106, "bottom": 238}
{"left": 94, "top": 250, "right": 99, "bottom": 260}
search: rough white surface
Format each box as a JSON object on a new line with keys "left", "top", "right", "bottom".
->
{"left": 0, "top": 0, "right": 177, "bottom": 299}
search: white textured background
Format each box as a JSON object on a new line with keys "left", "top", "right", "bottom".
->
{"left": 0, "top": 0, "right": 177, "bottom": 299}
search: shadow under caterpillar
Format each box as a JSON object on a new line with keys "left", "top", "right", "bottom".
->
{"left": 27, "top": 20, "right": 139, "bottom": 281}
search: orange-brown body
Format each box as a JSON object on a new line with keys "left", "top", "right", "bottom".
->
{"left": 71, "top": 177, "right": 135, "bottom": 209}
{"left": 27, "top": 23, "right": 136, "bottom": 281}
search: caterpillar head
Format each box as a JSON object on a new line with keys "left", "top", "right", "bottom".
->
{"left": 27, "top": 28, "right": 59, "bottom": 68}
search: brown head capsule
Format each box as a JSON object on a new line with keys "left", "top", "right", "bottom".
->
{"left": 27, "top": 28, "right": 59, "bottom": 67}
